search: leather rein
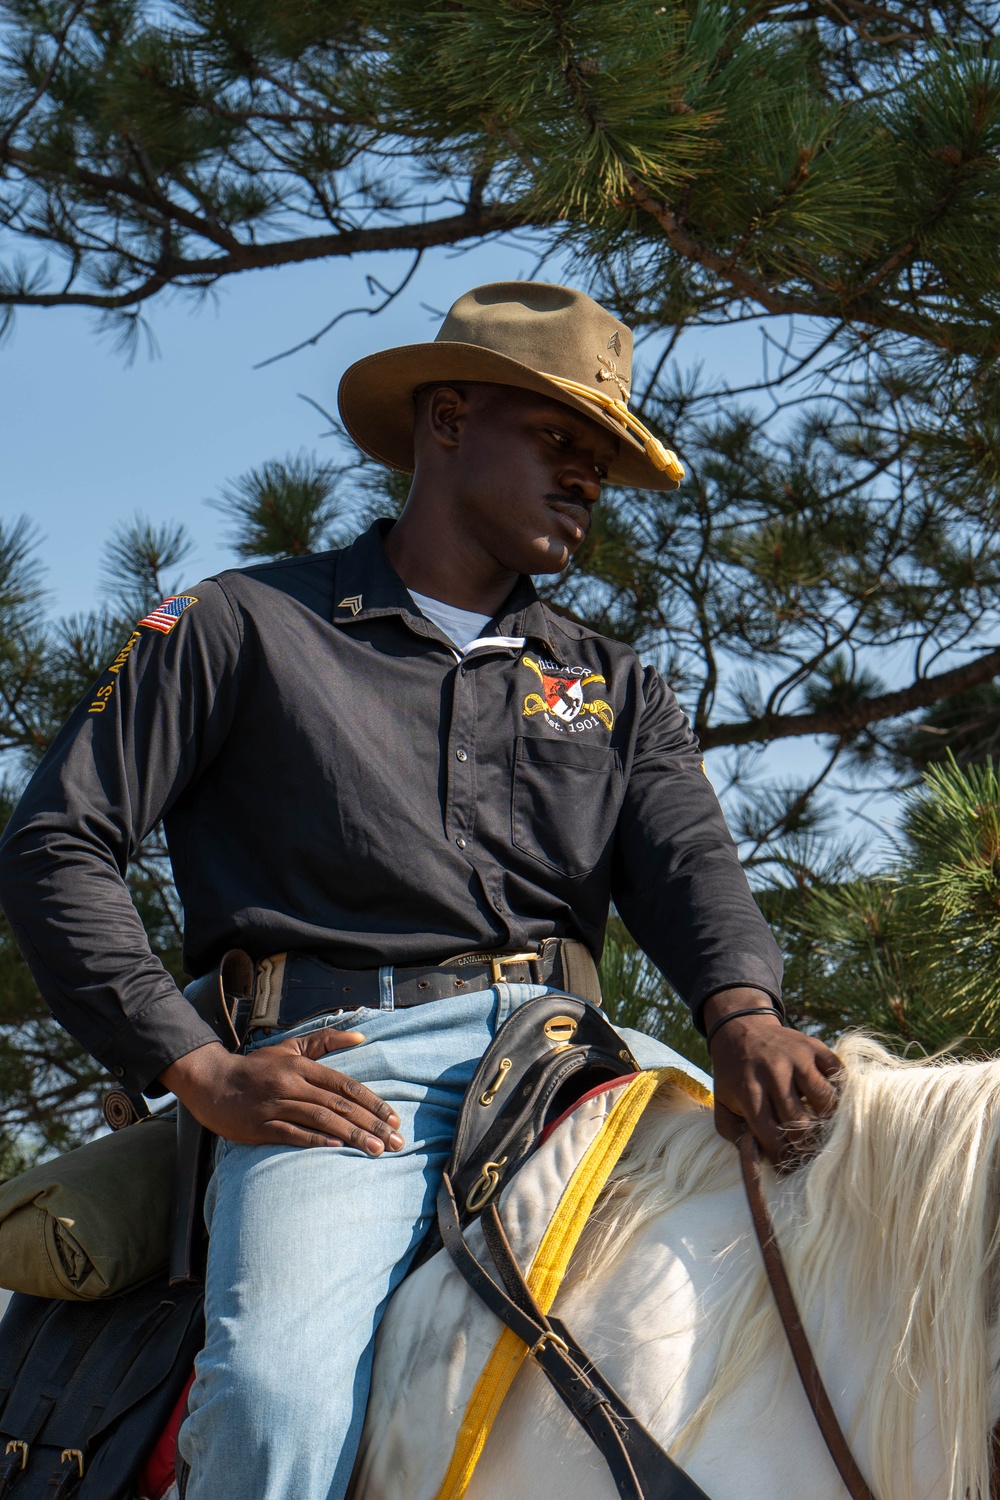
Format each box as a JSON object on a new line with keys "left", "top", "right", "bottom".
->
{"left": 737, "top": 1131, "right": 877, "bottom": 1500}
{"left": 740, "top": 1130, "right": 1000, "bottom": 1500}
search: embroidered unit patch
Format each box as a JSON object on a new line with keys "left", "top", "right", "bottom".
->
{"left": 138, "top": 596, "right": 198, "bottom": 634}
{"left": 521, "top": 654, "right": 614, "bottom": 734}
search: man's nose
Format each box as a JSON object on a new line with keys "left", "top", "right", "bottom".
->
{"left": 558, "top": 463, "right": 602, "bottom": 505}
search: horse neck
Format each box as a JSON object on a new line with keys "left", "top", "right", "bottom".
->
{"left": 572, "top": 1063, "right": 1000, "bottom": 1500}
{"left": 553, "top": 1167, "right": 895, "bottom": 1500}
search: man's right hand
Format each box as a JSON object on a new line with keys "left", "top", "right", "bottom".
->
{"left": 159, "top": 1030, "right": 404, "bottom": 1156}
{"left": 704, "top": 987, "right": 840, "bottom": 1164}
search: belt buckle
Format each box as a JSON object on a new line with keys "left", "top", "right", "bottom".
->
{"left": 489, "top": 951, "right": 538, "bottom": 984}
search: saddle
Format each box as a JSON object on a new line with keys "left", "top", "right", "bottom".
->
{"left": 428, "top": 994, "right": 711, "bottom": 1500}
{"left": 432, "top": 991, "right": 639, "bottom": 1245}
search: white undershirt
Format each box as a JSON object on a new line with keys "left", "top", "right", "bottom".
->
{"left": 408, "top": 590, "right": 493, "bottom": 652}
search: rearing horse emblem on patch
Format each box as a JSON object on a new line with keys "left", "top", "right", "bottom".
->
{"left": 521, "top": 655, "right": 615, "bottom": 733}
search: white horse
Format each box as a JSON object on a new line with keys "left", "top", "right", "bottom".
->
{"left": 356, "top": 1035, "right": 1000, "bottom": 1500}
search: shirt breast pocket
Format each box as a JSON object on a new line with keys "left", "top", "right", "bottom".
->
{"left": 511, "top": 736, "right": 624, "bottom": 879}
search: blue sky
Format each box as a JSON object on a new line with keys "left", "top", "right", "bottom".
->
{"left": 4, "top": 239, "right": 770, "bottom": 616}
{"left": 6, "top": 245, "right": 531, "bottom": 616}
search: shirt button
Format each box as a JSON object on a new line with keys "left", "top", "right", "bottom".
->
{"left": 112, "top": 1065, "right": 125, "bottom": 1078}
{"left": 455, "top": 748, "right": 468, "bottom": 762}
{"left": 456, "top": 836, "right": 467, "bottom": 849}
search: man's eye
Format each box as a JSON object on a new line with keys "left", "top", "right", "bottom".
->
{"left": 547, "top": 429, "right": 572, "bottom": 446}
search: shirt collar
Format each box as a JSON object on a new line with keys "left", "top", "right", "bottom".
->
{"left": 332, "top": 519, "right": 557, "bottom": 652}
{"left": 491, "top": 573, "right": 556, "bottom": 651}
{"left": 331, "top": 520, "right": 416, "bottom": 623}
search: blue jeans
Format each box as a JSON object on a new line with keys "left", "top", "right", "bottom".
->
{"left": 178, "top": 982, "right": 704, "bottom": 1499}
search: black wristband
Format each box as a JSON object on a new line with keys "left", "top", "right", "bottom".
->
{"left": 705, "top": 1005, "right": 783, "bottom": 1052}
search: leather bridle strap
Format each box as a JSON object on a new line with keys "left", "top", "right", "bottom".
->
{"left": 738, "top": 1132, "right": 878, "bottom": 1500}
{"left": 478, "top": 1202, "right": 711, "bottom": 1500}
{"left": 437, "top": 1173, "right": 713, "bottom": 1500}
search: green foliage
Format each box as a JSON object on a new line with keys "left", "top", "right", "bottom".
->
{"left": 880, "top": 683, "right": 1000, "bottom": 772}
{"left": 1, "top": 0, "right": 999, "bottom": 361}
{"left": 211, "top": 454, "right": 348, "bottom": 560}
{"left": 774, "top": 757, "right": 1000, "bottom": 1050}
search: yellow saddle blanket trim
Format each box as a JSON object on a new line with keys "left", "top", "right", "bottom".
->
{"left": 433, "top": 1066, "right": 712, "bottom": 1500}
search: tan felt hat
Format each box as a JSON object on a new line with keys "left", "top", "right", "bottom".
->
{"left": 337, "top": 281, "right": 684, "bottom": 492}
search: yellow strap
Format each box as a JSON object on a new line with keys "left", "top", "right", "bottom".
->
{"left": 433, "top": 1066, "right": 711, "bottom": 1500}
{"left": 540, "top": 372, "right": 685, "bottom": 484}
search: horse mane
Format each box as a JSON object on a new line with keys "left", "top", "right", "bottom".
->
{"left": 570, "top": 1035, "right": 1000, "bottom": 1500}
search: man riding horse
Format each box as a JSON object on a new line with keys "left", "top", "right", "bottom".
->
{"left": 0, "top": 282, "right": 840, "bottom": 1499}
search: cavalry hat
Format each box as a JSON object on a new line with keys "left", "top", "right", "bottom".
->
{"left": 337, "top": 281, "right": 684, "bottom": 492}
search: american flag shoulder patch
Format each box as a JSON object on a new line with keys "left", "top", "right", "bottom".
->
{"left": 138, "top": 595, "right": 199, "bottom": 634}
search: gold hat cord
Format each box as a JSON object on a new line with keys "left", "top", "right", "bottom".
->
{"left": 540, "top": 372, "right": 685, "bottom": 484}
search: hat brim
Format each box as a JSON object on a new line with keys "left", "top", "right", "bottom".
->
{"left": 337, "top": 342, "right": 681, "bottom": 492}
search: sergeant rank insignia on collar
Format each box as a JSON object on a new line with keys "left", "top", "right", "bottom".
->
{"left": 338, "top": 594, "right": 363, "bottom": 616}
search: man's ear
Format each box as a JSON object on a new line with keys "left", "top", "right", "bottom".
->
{"left": 424, "top": 384, "right": 469, "bottom": 453}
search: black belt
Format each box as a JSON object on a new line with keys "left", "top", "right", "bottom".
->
{"left": 267, "top": 939, "right": 601, "bottom": 1031}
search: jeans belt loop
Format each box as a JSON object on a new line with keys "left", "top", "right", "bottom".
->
{"left": 378, "top": 965, "right": 395, "bottom": 1011}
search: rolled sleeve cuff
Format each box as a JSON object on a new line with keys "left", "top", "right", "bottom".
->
{"left": 94, "top": 993, "right": 222, "bottom": 1096}
{"left": 688, "top": 954, "right": 785, "bottom": 1035}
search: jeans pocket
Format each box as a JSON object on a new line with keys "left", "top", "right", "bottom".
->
{"left": 247, "top": 1008, "right": 373, "bottom": 1050}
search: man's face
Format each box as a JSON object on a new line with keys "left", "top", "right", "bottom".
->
{"left": 417, "top": 383, "right": 620, "bottom": 576}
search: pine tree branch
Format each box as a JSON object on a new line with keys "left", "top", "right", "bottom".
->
{"left": 4, "top": 145, "right": 244, "bottom": 253}
{"left": 550, "top": 7, "right": 913, "bottom": 343}
{"left": 701, "top": 645, "right": 1000, "bottom": 748}
{"left": 0, "top": 203, "right": 539, "bottom": 309}
{"left": 626, "top": 178, "right": 833, "bottom": 313}
{"left": 254, "top": 251, "right": 424, "bottom": 369}
{"left": 743, "top": 742, "right": 844, "bottom": 861}
{"left": 739, "top": 0, "right": 946, "bottom": 44}
{"left": 623, "top": 177, "right": 966, "bottom": 350}
{"left": 0, "top": 0, "right": 90, "bottom": 152}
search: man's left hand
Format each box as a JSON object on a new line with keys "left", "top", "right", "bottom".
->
{"left": 704, "top": 987, "right": 841, "bottom": 1164}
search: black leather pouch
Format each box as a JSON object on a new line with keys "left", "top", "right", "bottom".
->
{"left": 0, "top": 1275, "right": 203, "bottom": 1498}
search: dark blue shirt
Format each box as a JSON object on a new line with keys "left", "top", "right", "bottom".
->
{"left": 0, "top": 521, "right": 782, "bottom": 1093}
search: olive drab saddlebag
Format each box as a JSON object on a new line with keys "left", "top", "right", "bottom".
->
{"left": 0, "top": 1274, "right": 203, "bottom": 1498}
